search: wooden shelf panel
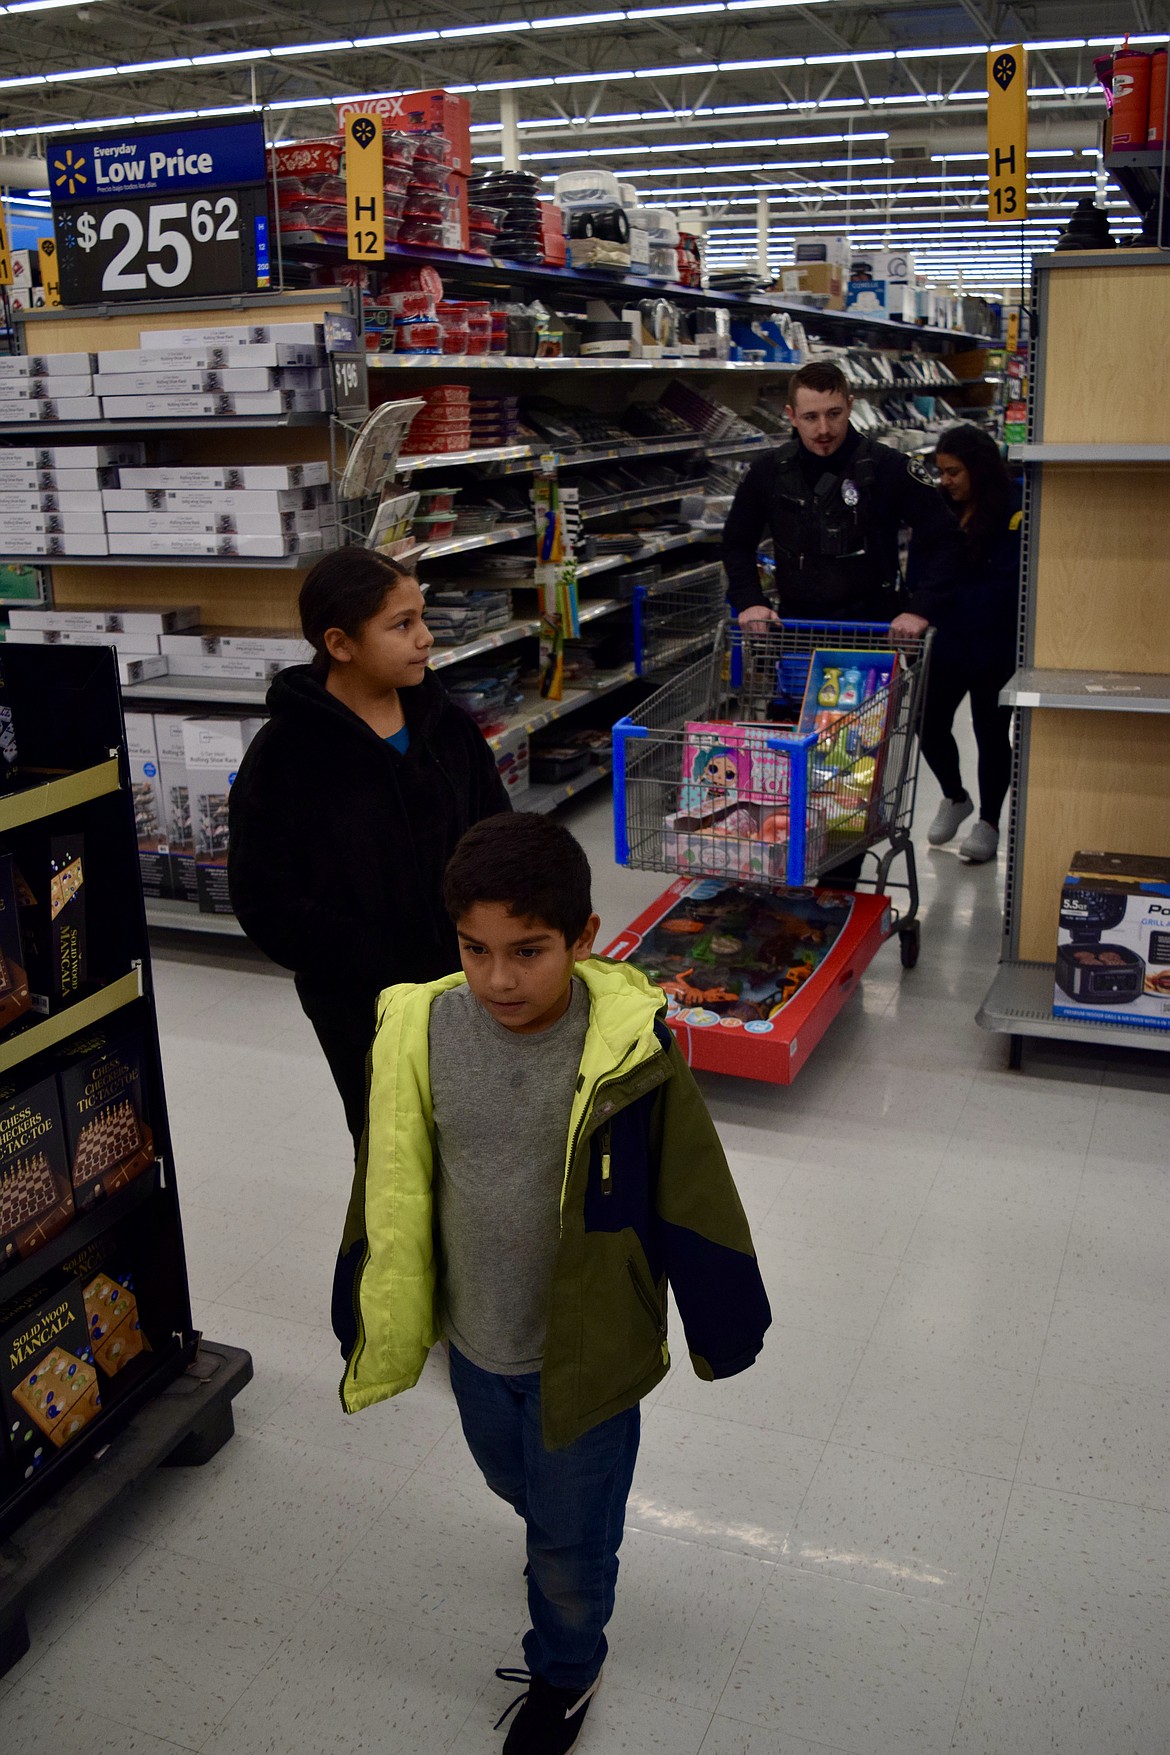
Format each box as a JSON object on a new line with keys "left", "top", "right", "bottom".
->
{"left": 1032, "top": 467, "right": 1170, "bottom": 673}
{"left": 1040, "top": 263, "right": 1170, "bottom": 444}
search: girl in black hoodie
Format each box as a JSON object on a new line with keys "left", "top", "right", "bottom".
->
{"left": 228, "top": 546, "right": 510, "bottom": 1140}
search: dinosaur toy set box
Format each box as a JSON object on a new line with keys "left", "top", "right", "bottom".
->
{"left": 604, "top": 876, "right": 891, "bottom": 1083}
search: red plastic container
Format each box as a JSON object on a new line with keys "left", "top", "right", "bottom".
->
{"left": 1149, "top": 49, "right": 1168, "bottom": 145}
{"left": 1112, "top": 48, "right": 1152, "bottom": 148}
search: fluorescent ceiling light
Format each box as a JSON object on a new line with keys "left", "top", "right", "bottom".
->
{"left": 267, "top": 39, "right": 353, "bottom": 55}
{"left": 443, "top": 19, "right": 526, "bottom": 35}
{"left": 3, "top": 0, "right": 104, "bottom": 11}
{"left": 532, "top": 10, "right": 623, "bottom": 23}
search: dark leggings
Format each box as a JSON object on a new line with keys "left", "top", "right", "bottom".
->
{"left": 295, "top": 978, "right": 377, "bottom": 1146}
{"left": 920, "top": 656, "right": 1014, "bottom": 830}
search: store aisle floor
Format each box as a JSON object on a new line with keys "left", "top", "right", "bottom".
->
{"left": 3, "top": 749, "right": 1168, "bottom": 1755}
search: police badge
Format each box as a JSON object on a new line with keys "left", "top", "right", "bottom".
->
{"left": 908, "top": 456, "right": 936, "bottom": 487}
{"left": 841, "top": 479, "right": 860, "bottom": 508}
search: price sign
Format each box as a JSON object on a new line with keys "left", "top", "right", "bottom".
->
{"left": 987, "top": 46, "right": 1029, "bottom": 223}
{"left": 345, "top": 112, "right": 385, "bottom": 262}
{"left": 37, "top": 237, "right": 61, "bottom": 306}
{"left": 329, "top": 349, "right": 369, "bottom": 416}
{"left": 53, "top": 190, "right": 267, "bottom": 304}
{"left": 47, "top": 115, "right": 268, "bottom": 305}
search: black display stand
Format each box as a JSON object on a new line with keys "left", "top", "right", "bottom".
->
{"left": 0, "top": 644, "right": 251, "bottom": 1679}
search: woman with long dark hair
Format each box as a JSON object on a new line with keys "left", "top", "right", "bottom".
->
{"left": 228, "top": 546, "right": 510, "bottom": 1141}
{"left": 920, "top": 424, "right": 1023, "bottom": 864}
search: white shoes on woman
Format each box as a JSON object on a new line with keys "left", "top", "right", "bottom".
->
{"left": 926, "top": 794, "right": 999, "bottom": 862}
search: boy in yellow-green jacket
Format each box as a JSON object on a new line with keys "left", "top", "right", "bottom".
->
{"left": 333, "top": 813, "right": 770, "bottom": 1754}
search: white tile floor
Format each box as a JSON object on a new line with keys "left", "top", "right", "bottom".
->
{"left": 4, "top": 734, "right": 1169, "bottom": 1755}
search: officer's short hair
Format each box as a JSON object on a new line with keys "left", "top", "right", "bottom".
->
{"left": 786, "top": 362, "right": 851, "bottom": 405}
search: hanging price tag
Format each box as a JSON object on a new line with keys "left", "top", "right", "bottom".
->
{"left": 987, "top": 46, "right": 1029, "bottom": 223}
{"left": 0, "top": 210, "right": 11, "bottom": 287}
{"left": 345, "top": 112, "right": 385, "bottom": 262}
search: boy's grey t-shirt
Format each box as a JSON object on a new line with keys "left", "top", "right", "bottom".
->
{"left": 429, "top": 978, "right": 590, "bottom": 1374}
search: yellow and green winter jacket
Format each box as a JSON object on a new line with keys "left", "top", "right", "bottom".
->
{"left": 333, "top": 956, "right": 772, "bottom": 1451}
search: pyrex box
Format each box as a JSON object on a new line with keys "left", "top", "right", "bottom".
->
{"left": 1054, "top": 852, "right": 1170, "bottom": 1030}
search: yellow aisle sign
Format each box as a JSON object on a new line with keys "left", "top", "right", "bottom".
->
{"left": 0, "top": 209, "right": 11, "bottom": 286}
{"left": 346, "top": 111, "right": 385, "bottom": 261}
{"left": 38, "top": 236, "right": 61, "bottom": 306}
{"left": 987, "top": 46, "right": 1028, "bottom": 222}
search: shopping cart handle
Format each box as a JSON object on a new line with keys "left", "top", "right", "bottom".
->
{"left": 764, "top": 731, "right": 818, "bottom": 754}
{"left": 612, "top": 714, "right": 648, "bottom": 740}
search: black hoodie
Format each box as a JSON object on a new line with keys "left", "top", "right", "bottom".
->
{"left": 227, "top": 664, "right": 511, "bottom": 1003}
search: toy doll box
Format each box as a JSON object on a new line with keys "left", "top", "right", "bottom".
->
{"left": 605, "top": 877, "right": 891, "bottom": 1084}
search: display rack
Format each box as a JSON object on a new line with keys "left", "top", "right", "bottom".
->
{"left": 978, "top": 250, "right": 1170, "bottom": 1066}
{"left": 0, "top": 644, "right": 250, "bottom": 1674}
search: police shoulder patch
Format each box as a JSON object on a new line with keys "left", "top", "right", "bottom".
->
{"left": 907, "top": 456, "right": 936, "bottom": 487}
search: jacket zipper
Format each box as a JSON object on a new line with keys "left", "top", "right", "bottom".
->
{"left": 600, "top": 1123, "right": 612, "bottom": 1195}
{"left": 627, "top": 1256, "right": 663, "bottom": 1333}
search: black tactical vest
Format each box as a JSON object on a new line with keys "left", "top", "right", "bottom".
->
{"left": 768, "top": 436, "right": 903, "bottom": 620}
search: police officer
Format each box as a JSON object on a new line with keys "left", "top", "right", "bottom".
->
{"left": 722, "top": 360, "right": 961, "bottom": 639}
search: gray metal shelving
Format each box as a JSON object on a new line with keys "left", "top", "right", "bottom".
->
{"left": 1008, "top": 442, "right": 1170, "bottom": 463}
{"left": 1001, "top": 669, "right": 1170, "bottom": 712}
{"left": 979, "top": 961, "right": 1170, "bottom": 1055}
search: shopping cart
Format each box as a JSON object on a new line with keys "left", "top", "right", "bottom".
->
{"left": 613, "top": 619, "right": 933, "bottom": 969}
{"left": 631, "top": 563, "right": 727, "bottom": 677}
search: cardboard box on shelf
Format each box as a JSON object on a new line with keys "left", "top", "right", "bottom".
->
{"left": 97, "top": 342, "right": 322, "bottom": 372}
{"left": 780, "top": 263, "right": 844, "bottom": 309}
{"left": 164, "top": 654, "right": 273, "bottom": 681}
{"left": 1, "top": 534, "right": 109, "bottom": 557}
{"left": 154, "top": 714, "right": 197, "bottom": 904}
{"left": 0, "top": 489, "right": 106, "bottom": 513}
{"left": 100, "top": 390, "right": 327, "bottom": 419}
{"left": 338, "top": 88, "right": 473, "bottom": 174}
{"left": 9, "top": 604, "right": 199, "bottom": 634}
{"left": 0, "top": 445, "right": 144, "bottom": 470}
{"left": 0, "top": 1283, "right": 101, "bottom": 1465}
{"left": 105, "top": 508, "right": 320, "bottom": 538}
{"left": 0, "top": 398, "right": 104, "bottom": 423}
{"left": 93, "top": 368, "right": 321, "bottom": 396}
{"left": 0, "top": 354, "right": 95, "bottom": 379}
{"left": 0, "top": 378, "right": 95, "bottom": 402}
{"left": 123, "top": 712, "right": 169, "bottom": 897}
{"left": 1054, "top": 852, "right": 1170, "bottom": 1031}
{"left": 181, "top": 717, "right": 266, "bottom": 913}
{"left": 117, "top": 463, "right": 330, "bottom": 491}
{"left": 0, "top": 512, "right": 107, "bottom": 536}
{"left": 116, "top": 656, "right": 169, "bottom": 685}
{"left": 140, "top": 322, "right": 324, "bottom": 350}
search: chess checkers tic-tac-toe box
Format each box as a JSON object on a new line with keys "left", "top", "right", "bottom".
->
{"left": 0, "top": 1074, "right": 73, "bottom": 1273}
{"left": 9, "top": 832, "right": 88, "bottom": 1018}
{"left": 54, "top": 1027, "right": 154, "bottom": 1210}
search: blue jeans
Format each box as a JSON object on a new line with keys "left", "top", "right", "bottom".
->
{"left": 448, "top": 1345, "right": 641, "bottom": 1692}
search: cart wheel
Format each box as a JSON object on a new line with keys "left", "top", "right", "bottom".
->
{"left": 899, "top": 922, "right": 920, "bottom": 969}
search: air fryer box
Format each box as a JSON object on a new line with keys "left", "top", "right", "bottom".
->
{"left": 123, "top": 714, "right": 168, "bottom": 898}
{"left": 0, "top": 854, "right": 32, "bottom": 1036}
{"left": 54, "top": 1025, "right": 154, "bottom": 1210}
{"left": 12, "top": 834, "right": 88, "bottom": 1018}
{"left": 0, "top": 1073, "right": 73, "bottom": 1272}
{"left": 1054, "top": 852, "right": 1170, "bottom": 1030}
{"left": 181, "top": 716, "right": 265, "bottom": 914}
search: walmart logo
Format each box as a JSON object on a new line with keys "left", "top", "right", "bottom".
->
{"left": 53, "top": 147, "right": 88, "bottom": 196}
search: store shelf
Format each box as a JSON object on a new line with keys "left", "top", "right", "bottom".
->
{"left": 486, "top": 667, "right": 638, "bottom": 752}
{"left": 0, "top": 552, "right": 318, "bottom": 570}
{"left": 286, "top": 240, "right": 991, "bottom": 345}
{"left": 0, "top": 755, "right": 120, "bottom": 834}
{"left": 0, "top": 415, "right": 329, "bottom": 435}
{"left": 577, "top": 529, "right": 718, "bottom": 578}
{"left": 977, "top": 959, "right": 1170, "bottom": 1054}
{"left": 425, "top": 521, "right": 534, "bottom": 560}
{"left": 122, "top": 674, "right": 269, "bottom": 707}
{"left": 370, "top": 355, "right": 791, "bottom": 374}
{"left": 397, "top": 434, "right": 706, "bottom": 476}
{"left": 526, "top": 763, "right": 612, "bottom": 815}
{"left": 0, "top": 1164, "right": 160, "bottom": 1304}
{"left": 1002, "top": 669, "right": 1170, "bottom": 712}
{"left": 0, "top": 968, "right": 142, "bottom": 1076}
{"left": 145, "top": 898, "right": 246, "bottom": 937}
{"left": 1008, "top": 442, "right": 1170, "bottom": 463}
{"left": 580, "top": 486, "right": 688, "bottom": 521}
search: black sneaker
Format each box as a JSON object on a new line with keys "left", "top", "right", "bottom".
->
{"left": 494, "top": 1667, "right": 602, "bottom": 1753}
